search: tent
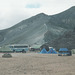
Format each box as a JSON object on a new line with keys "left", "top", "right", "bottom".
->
{"left": 40, "top": 48, "right": 47, "bottom": 54}
{"left": 58, "top": 48, "right": 72, "bottom": 56}
{"left": 30, "top": 44, "right": 41, "bottom": 51}
{"left": 0, "top": 45, "right": 12, "bottom": 53}
{"left": 48, "top": 48, "right": 57, "bottom": 54}
{"left": 59, "top": 48, "right": 69, "bottom": 55}
{"left": 71, "top": 49, "right": 75, "bottom": 54}
{"left": 59, "top": 48, "right": 68, "bottom": 51}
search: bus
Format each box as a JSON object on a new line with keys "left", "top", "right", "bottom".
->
{"left": 9, "top": 44, "right": 29, "bottom": 53}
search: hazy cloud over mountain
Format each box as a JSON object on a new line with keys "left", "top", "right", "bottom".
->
{"left": 0, "top": 0, "right": 75, "bottom": 30}
{"left": 26, "top": 3, "right": 41, "bottom": 8}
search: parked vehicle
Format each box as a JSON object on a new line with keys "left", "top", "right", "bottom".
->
{"left": 9, "top": 44, "right": 29, "bottom": 53}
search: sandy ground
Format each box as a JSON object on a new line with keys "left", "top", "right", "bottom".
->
{"left": 0, "top": 53, "right": 75, "bottom": 75}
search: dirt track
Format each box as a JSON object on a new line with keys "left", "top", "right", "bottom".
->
{"left": 0, "top": 53, "right": 75, "bottom": 75}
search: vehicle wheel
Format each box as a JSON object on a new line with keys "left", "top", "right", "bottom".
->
{"left": 22, "top": 50, "right": 26, "bottom": 53}
{"left": 13, "top": 50, "right": 15, "bottom": 53}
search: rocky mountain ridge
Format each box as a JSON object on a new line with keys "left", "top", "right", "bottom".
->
{"left": 0, "top": 6, "right": 75, "bottom": 47}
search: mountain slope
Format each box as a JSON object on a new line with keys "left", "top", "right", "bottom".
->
{"left": 44, "top": 6, "right": 75, "bottom": 42}
{"left": 0, "top": 13, "right": 50, "bottom": 46}
{"left": 0, "top": 6, "right": 75, "bottom": 46}
{"left": 48, "top": 29, "right": 75, "bottom": 50}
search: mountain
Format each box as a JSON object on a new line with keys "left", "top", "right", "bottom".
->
{"left": 44, "top": 6, "right": 75, "bottom": 42}
{"left": 47, "top": 29, "right": 75, "bottom": 50}
{"left": 0, "top": 6, "right": 75, "bottom": 47}
{"left": 0, "top": 13, "right": 50, "bottom": 46}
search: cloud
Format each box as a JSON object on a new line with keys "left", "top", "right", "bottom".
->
{"left": 25, "top": 3, "right": 41, "bottom": 8}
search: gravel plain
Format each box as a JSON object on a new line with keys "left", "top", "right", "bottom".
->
{"left": 0, "top": 53, "right": 75, "bottom": 75}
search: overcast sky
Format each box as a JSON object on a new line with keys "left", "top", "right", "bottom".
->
{"left": 0, "top": 0, "right": 75, "bottom": 30}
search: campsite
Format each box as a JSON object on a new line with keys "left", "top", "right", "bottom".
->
{"left": 0, "top": 47, "right": 74, "bottom": 75}
{"left": 0, "top": 32, "right": 74, "bottom": 74}
{"left": 0, "top": 0, "right": 75, "bottom": 74}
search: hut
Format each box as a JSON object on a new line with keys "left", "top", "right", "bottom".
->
{"left": 71, "top": 49, "right": 75, "bottom": 54}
